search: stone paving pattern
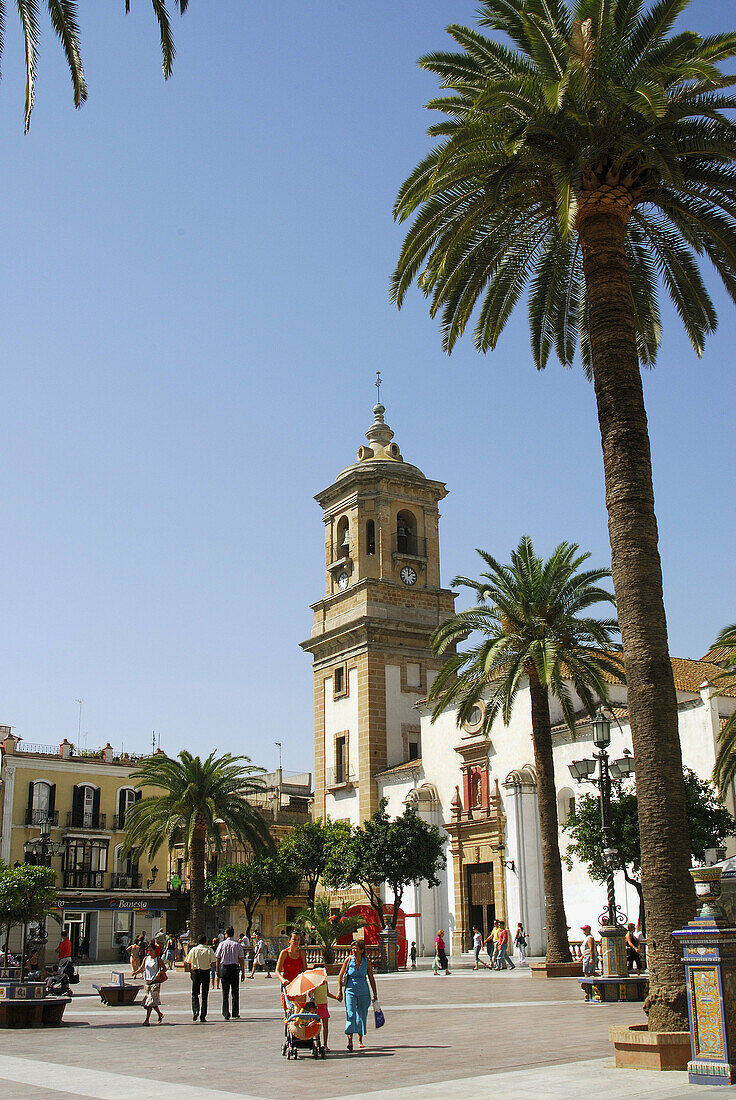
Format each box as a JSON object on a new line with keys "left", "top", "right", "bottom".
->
{"left": 0, "top": 961, "right": 720, "bottom": 1098}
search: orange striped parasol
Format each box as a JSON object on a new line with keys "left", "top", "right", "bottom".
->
{"left": 285, "top": 966, "right": 327, "bottom": 998}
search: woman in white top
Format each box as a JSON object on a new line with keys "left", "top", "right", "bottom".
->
{"left": 133, "top": 944, "right": 166, "bottom": 1025}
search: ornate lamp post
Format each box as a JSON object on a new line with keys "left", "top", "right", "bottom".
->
{"left": 23, "top": 816, "right": 63, "bottom": 867}
{"left": 569, "top": 707, "right": 636, "bottom": 978}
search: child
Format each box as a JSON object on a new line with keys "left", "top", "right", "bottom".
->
{"left": 410, "top": 941, "right": 417, "bottom": 969}
{"left": 311, "top": 975, "right": 340, "bottom": 1052}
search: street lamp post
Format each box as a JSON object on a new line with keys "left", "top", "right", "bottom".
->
{"left": 569, "top": 707, "right": 636, "bottom": 978}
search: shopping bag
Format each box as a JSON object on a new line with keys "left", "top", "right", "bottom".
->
{"left": 373, "top": 1000, "right": 385, "bottom": 1029}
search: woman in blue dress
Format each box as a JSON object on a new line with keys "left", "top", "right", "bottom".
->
{"left": 337, "top": 940, "right": 378, "bottom": 1051}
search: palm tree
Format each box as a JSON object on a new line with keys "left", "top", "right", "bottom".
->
{"left": 5, "top": 1, "right": 190, "bottom": 133}
{"left": 429, "top": 537, "right": 622, "bottom": 964}
{"left": 391, "top": 0, "right": 736, "bottom": 1030}
{"left": 711, "top": 625, "right": 736, "bottom": 795}
{"left": 294, "top": 897, "right": 367, "bottom": 965}
{"left": 123, "top": 750, "right": 273, "bottom": 938}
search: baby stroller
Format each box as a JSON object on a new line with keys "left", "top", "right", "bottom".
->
{"left": 281, "top": 992, "right": 326, "bottom": 1060}
{"left": 46, "top": 958, "right": 78, "bottom": 997}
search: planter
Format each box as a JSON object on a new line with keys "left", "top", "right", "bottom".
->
{"left": 323, "top": 963, "right": 342, "bottom": 976}
{"left": 530, "top": 960, "right": 583, "bottom": 979}
{"left": 609, "top": 1024, "right": 690, "bottom": 1071}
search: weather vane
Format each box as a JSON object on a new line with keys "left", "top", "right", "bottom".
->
{"left": 375, "top": 371, "right": 382, "bottom": 404}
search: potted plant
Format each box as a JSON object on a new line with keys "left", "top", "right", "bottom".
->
{"left": 296, "top": 898, "right": 366, "bottom": 974}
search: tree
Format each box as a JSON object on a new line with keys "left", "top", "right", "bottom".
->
{"left": 294, "top": 898, "right": 367, "bottom": 964}
{"left": 204, "top": 856, "right": 301, "bottom": 936}
{"left": 565, "top": 769, "right": 736, "bottom": 934}
{"left": 123, "top": 751, "right": 273, "bottom": 939}
{"left": 391, "top": 0, "right": 736, "bottom": 1030}
{"left": 325, "top": 800, "right": 446, "bottom": 929}
{"left": 0, "top": 864, "right": 57, "bottom": 978}
{"left": 279, "top": 819, "right": 351, "bottom": 906}
{"left": 429, "top": 537, "right": 622, "bottom": 962}
{"left": 5, "top": 1, "right": 190, "bottom": 133}
{"left": 711, "top": 625, "right": 736, "bottom": 795}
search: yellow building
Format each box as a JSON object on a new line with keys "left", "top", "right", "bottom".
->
{"left": 0, "top": 729, "right": 171, "bottom": 961}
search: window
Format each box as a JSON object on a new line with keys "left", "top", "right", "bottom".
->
{"left": 112, "top": 910, "right": 133, "bottom": 946}
{"left": 366, "top": 520, "right": 376, "bottom": 556}
{"left": 334, "top": 667, "right": 344, "bottom": 694}
{"left": 71, "top": 784, "right": 100, "bottom": 829}
{"left": 333, "top": 663, "right": 348, "bottom": 698}
{"left": 470, "top": 771, "right": 482, "bottom": 807}
{"left": 32, "top": 782, "right": 51, "bottom": 815}
{"left": 64, "top": 838, "right": 108, "bottom": 888}
{"left": 27, "top": 780, "right": 55, "bottom": 825}
{"left": 408, "top": 741, "right": 420, "bottom": 761}
{"left": 117, "top": 788, "right": 139, "bottom": 829}
{"left": 335, "top": 736, "right": 347, "bottom": 784}
{"left": 396, "top": 510, "right": 416, "bottom": 555}
{"left": 336, "top": 517, "right": 350, "bottom": 558}
{"left": 406, "top": 662, "right": 421, "bottom": 689}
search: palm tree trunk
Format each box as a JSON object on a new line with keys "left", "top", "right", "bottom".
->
{"left": 528, "top": 670, "right": 572, "bottom": 962}
{"left": 579, "top": 206, "right": 695, "bottom": 1031}
{"left": 189, "top": 824, "right": 207, "bottom": 940}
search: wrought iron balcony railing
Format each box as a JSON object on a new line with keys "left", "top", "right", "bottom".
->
{"left": 24, "top": 809, "right": 59, "bottom": 827}
{"left": 66, "top": 811, "right": 106, "bottom": 830}
{"left": 63, "top": 870, "right": 106, "bottom": 889}
{"left": 110, "top": 872, "right": 142, "bottom": 890}
{"left": 391, "top": 534, "right": 427, "bottom": 559}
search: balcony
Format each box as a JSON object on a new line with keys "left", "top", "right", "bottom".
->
{"left": 112, "top": 815, "right": 128, "bottom": 832}
{"left": 66, "top": 812, "right": 106, "bottom": 830}
{"left": 391, "top": 533, "right": 427, "bottom": 560}
{"left": 326, "top": 766, "right": 355, "bottom": 790}
{"left": 24, "top": 809, "right": 59, "bottom": 827}
{"left": 110, "top": 872, "right": 142, "bottom": 890}
{"left": 63, "top": 870, "right": 106, "bottom": 889}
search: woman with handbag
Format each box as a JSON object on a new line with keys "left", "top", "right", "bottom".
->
{"left": 133, "top": 943, "right": 167, "bottom": 1025}
{"left": 337, "top": 940, "right": 378, "bottom": 1052}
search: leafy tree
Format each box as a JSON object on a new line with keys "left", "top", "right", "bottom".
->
{"left": 429, "top": 537, "right": 622, "bottom": 962}
{"left": 0, "top": 864, "right": 57, "bottom": 978}
{"left": 294, "top": 898, "right": 367, "bottom": 964}
{"left": 564, "top": 769, "right": 736, "bottom": 934}
{"left": 711, "top": 624, "right": 736, "bottom": 795}
{"left": 279, "top": 819, "right": 351, "bottom": 906}
{"left": 392, "top": 0, "right": 736, "bottom": 1031}
{"left": 124, "top": 751, "right": 273, "bottom": 938}
{"left": 205, "top": 856, "right": 301, "bottom": 935}
{"left": 325, "top": 800, "right": 446, "bottom": 929}
{"left": 6, "top": 1, "right": 191, "bottom": 133}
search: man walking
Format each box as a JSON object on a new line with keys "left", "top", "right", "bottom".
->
{"left": 216, "top": 926, "right": 245, "bottom": 1019}
{"left": 495, "top": 921, "right": 515, "bottom": 970}
{"left": 248, "top": 931, "right": 271, "bottom": 979}
{"left": 185, "top": 935, "right": 215, "bottom": 1023}
{"left": 484, "top": 920, "right": 500, "bottom": 968}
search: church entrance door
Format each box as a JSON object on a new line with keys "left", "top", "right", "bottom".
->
{"left": 467, "top": 864, "right": 495, "bottom": 942}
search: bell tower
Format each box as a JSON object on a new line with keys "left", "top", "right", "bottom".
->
{"left": 301, "top": 400, "right": 455, "bottom": 824}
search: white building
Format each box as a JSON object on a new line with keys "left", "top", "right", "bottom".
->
{"left": 303, "top": 403, "right": 736, "bottom": 956}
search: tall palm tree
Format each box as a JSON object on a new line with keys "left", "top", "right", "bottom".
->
{"left": 429, "top": 536, "right": 622, "bottom": 963}
{"left": 392, "top": 0, "right": 736, "bottom": 1030}
{"left": 5, "top": 1, "right": 190, "bottom": 132}
{"left": 123, "top": 750, "right": 273, "bottom": 938}
{"left": 711, "top": 625, "right": 736, "bottom": 795}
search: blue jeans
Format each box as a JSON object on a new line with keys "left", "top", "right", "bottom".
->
{"left": 496, "top": 944, "right": 515, "bottom": 970}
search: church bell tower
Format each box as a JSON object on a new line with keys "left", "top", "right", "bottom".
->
{"left": 301, "top": 398, "right": 456, "bottom": 823}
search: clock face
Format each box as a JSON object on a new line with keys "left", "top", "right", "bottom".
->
{"left": 400, "top": 565, "right": 417, "bottom": 587}
{"left": 337, "top": 571, "right": 349, "bottom": 591}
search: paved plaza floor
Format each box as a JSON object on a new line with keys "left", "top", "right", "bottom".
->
{"left": 0, "top": 961, "right": 722, "bottom": 1098}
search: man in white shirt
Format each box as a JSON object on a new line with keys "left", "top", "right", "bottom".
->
{"left": 215, "top": 927, "right": 245, "bottom": 1020}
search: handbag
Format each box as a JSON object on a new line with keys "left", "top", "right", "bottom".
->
{"left": 156, "top": 966, "right": 168, "bottom": 983}
{"left": 373, "top": 1000, "right": 385, "bottom": 1029}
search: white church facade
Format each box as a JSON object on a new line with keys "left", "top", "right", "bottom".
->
{"left": 302, "top": 404, "right": 736, "bottom": 957}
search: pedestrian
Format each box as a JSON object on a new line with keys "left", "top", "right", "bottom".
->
{"left": 239, "top": 930, "right": 251, "bottom": 958}
{"left": 434, "top": 929, "right": 450, "bottom": 975}
{"left": 133, "top": 943, "right": 167, "bottom": 1025}
{"left": 337, "top": 940, "right": 378, "bottom": 1052}
{"left": 126, "top": 937, "right": 141, "bottom": 975}
{"left": 56, "top": 931, "right": 72, "bottom": 964}
{"left": 486, "top": 920, "right": 501, "bottom": 967}
{"left": 581, "top": 925, "right": 597, "bottom": 977}
{"left": 514, "top": 922, "right": 527, "bottom": 965}
{"left": 215, "top": 926, "right": 245, "bottom": 1020}
{"left": 249, "top": 930, "right": 271, "bottom": 978}
{"left": 495, "top": 921, "right": 515, "bottom": 970}
{"left": 79, "top": 934, "right": 90, "bottom": 961}
{"left": 625, "top": 924, "right": 643, "bottom": 972}
{"left": 275, "top": 931, "right": 306, "bottom": 993}
{"left": 472, "top": 927, "right": 486, "bottom": 970}
{"left": 410, "top": 941, "right": 417, "bottom": 969}
{"left": 311, "top": 974, "right": 340, "bottom": 1052}
{"left": 164, "top": 935, "right": 177, "bottom": 966}
{"left": 185, "top": 935, "right": 215, "bottom": 1023}
{"left": 210, "top": 937, "right": 220, "bottom": 990}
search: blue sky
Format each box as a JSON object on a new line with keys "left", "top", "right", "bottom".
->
{"left": 0, "top": 1, "right": 733, "bottom": 773}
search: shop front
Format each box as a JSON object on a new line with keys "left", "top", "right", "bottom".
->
{"left": 53, "top": 895, "right": 178, "bottom": 962}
